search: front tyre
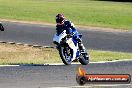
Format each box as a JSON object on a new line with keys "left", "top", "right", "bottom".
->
{"left": 59, "top": 47, "right": 73, "bottom": 65}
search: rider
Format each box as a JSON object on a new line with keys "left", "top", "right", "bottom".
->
{"left": 55, "top": 13, "right": 85, "bottom": 51}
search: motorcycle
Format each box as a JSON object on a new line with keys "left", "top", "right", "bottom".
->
{"left": 53, "top": 30, "right": 89, "bottom": 65}
{"left": 0, "top": 23, "right": 4, "bottom": 31}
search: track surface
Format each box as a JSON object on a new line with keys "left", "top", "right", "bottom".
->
{"left": 0, "top": 21, "right": 132, "bottom": 88}
{"left": 0, "top": 61, "right": 132, "bottom": 88}
{"left": 0, "top": 21, "right": 132, "bottom": 52}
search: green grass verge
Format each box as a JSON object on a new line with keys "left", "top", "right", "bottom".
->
{"left": 0, "top": 0, "right": 132, "bottom": 30}
{"left": 0, "top": 43, "right": 132, "bottom": 65}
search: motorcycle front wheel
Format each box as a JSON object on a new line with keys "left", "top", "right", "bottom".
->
{"left": 59, "top": 46, "right": 73, "bottom": 65}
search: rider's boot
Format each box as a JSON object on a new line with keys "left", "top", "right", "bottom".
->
{"left": 77, "top": 38, "right": 85, "bottom": 52}
{"left": 79, "top": 43, "right": 85, "bottom": 53}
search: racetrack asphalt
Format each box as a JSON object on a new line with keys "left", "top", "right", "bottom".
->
{"left": 0, "top": 21, "right": 132, "bottom": 52}
{"left": 0, "top": 60, "right": 132, "bottom": 88}
{"left": 0, "top": 21, "right": 132, "bottom": 88}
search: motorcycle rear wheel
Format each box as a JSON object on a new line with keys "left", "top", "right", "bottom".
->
{"left": 79, "top": 51, "right": 89, "bottom": 65}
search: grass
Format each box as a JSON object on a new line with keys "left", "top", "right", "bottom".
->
{"left": 0, "top": 0, "right": 132, "bottom": 30}
{"left": 0, "top": 43, "right": 61, "bottom": 65}
{"left": 0, "top": 43, "right": 132, "bottom": 65}
{"left": 90, "top": 49, "right": 132, "bottom": 62}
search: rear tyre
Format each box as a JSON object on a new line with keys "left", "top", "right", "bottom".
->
{"left": 79, "top": 51, "right": 89, "bottom": 65}
{"left": 59, "top": 46, "right": 73, "bottom": 65}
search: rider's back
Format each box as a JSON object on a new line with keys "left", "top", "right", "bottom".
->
{"left": 56, "top": 20, "right": 76, "bottom": 35}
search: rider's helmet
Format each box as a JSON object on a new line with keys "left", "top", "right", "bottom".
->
{"left": 56, "top": 14, "right": 65, "bottom": 24}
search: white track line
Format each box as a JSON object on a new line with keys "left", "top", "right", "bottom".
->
{"left": 0, "top": 65, "right": 20, "bottom": 67}
{"left": 90, "top": 59, "right": 132, "bottom": 64}
{"left": 0, "top": 59, "right": 132, "bottom": 67}
{"left": 48, "top": 84, "right": 132, "bottom": 88}
{"left": 71, "top": 84, "right": 132, "bottom": 88}
{"left": 48, "top": 62, "right": 80, "bottom": 65}
{"left": 48, "top": 59, "right": 132, "bottom": 65}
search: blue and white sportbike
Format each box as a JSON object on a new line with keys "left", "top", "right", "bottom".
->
{"left": 53, "top": 30, "right": 89, "bottom": 65}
